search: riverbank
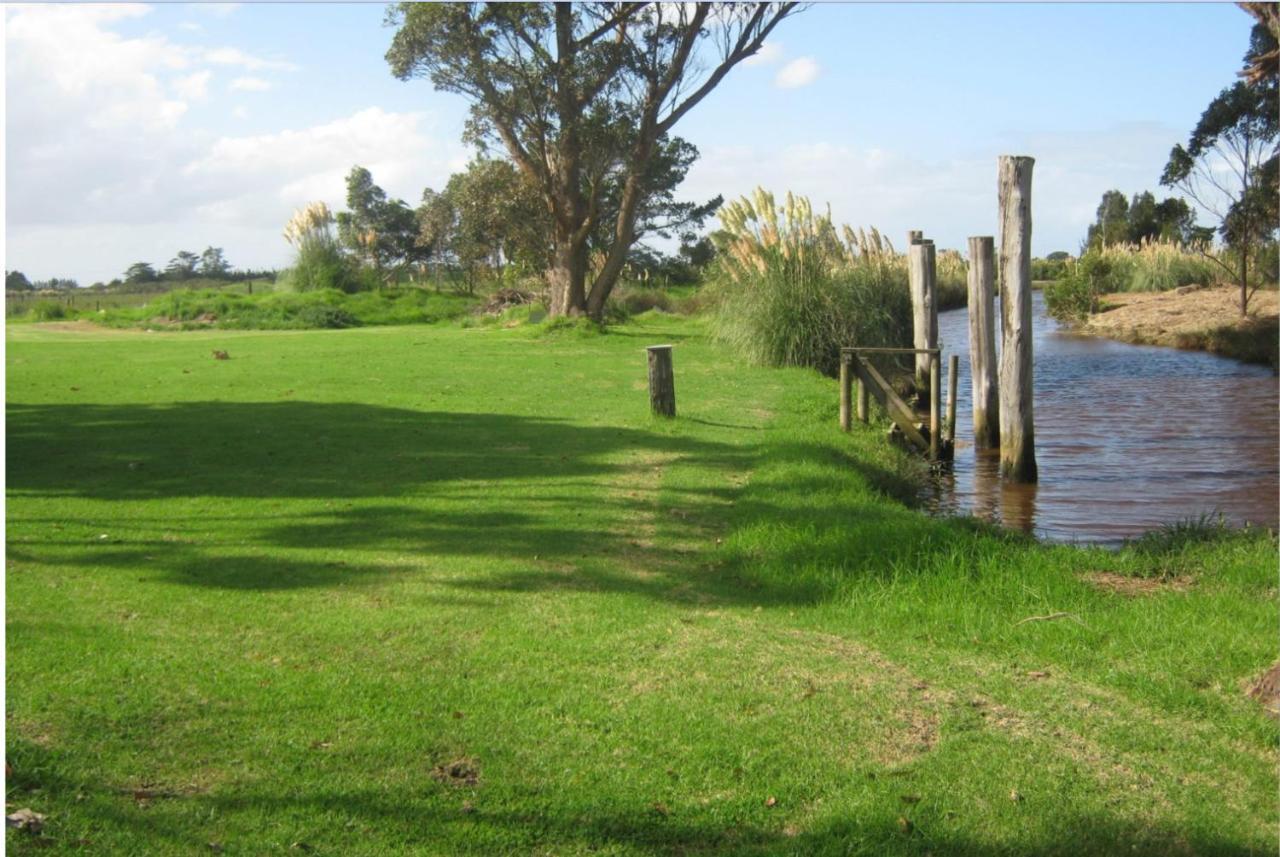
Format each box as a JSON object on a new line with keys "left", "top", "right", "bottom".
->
{"left": 1080, "top": 284, "right": 1279, "bottom": 369}
{"left": 7, "top": 316, "right": 1277, "bottom": 854}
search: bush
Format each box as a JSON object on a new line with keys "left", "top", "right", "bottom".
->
{"left": 29, "top": 299, "right": 68, "bottom": 321}
{"left": 1044, "top": 254, "right": 1112, "bottom": 322}
{"left": 710, "top": 189, "right": 912, "bottom": 377}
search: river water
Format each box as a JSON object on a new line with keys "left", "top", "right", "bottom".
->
{"left": 921, "top": 292, "right": 1279, "bottom": 544}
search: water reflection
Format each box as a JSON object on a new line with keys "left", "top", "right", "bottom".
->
{"left": 923, "top": 292, "right": 1279, "bottom": 544}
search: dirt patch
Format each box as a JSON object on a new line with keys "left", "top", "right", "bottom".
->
{"left": 1247, "top": 662, "right": 1280, "bottom": 717}
{"left": 1085, "top": 285, "right": 1277, "bottom": 339}
{"left": 1083, "top": 571, "right": 1193, "bottom": 597}
{"left": 431, "top": 757, "right": 481, "bottom": 787}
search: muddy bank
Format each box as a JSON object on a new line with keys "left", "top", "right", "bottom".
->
{"left": 1080, "top": 284, "right": 1279, "bottom": 368}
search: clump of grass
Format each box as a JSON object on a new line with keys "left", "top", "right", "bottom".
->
{"left": 1175, "top": 316, "right": 1280, "bottom": 369}
{"left": 709, "top": 188, "right": 912, "bottom": 376}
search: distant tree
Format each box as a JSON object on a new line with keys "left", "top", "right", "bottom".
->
{"left": 386, "top": 2, "right": 800, "bottom": 318}
{"left": 33, "top": 278, "right": 79, "bottom": 290}
{"left": 445, "top": 158, "right": 551, "bottom": 276}
{"left": 336, "top": 165, "right": 424, "bottom": 286}
{"left": 165, "top": 251, "right": 200, "bottom": 280}
{"left": 1161, "top": 18, "right": 1278, "bottom": 314}
{"left": 199, "top": 247, "right": 231, "bottom": 278}
{"left": 124, "top": 262, "right": 159, "bottom": 284}
{"left": 415, "top": 187, "right": 457, "bottom": 271}
{"left": 1084, "top": 190, "right": 1131, "bottom": 250}
{"left": 1045, "top": 251, "right": 1071, "bottom": 262}
{"left": 6, "top": 270, "right": 33, "bottom": 291}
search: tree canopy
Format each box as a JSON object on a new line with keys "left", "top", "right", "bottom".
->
{"left": 386, "top": 2, "right": 799, "bottom": 317}
{"left": 1161, "top": 16, "right": 1278, "bottom": 313}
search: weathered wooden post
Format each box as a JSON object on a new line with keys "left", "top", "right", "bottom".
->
{"left": 646, "top": 345, "right": 676, "bottom": 417}
{"left": 856, "top": 358, "right": 869, "bottom": 423}
{"left": 909, "top": 240, "right": 938, "bottom": 398}
{"left": 839, "top": 353, "right": 852, "bottom": 432}
{"left": 929, "top": 351, "right": 941, "bottom": 461}
{"left": 945, "top": 353, "right": 959, "bottom": 450}
{"left": 967, "top": 236, "right": 999, "bottom": 449}
{"left": 997, "top": 156, "right": 1037, "bottom": 482}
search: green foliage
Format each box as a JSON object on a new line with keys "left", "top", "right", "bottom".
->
{"left": 124, "top": 262, "right": 159, "bottom": 284}
{"left": 1031, "top": 256, "right": 1071, "bottom": 280}
{"left": 336, "top": 166, "right": 423, "bottom": 284}
{"left": 710, "top": 190, "right": 911, "bottom": 377}
{"left": 95, "top": 287, "right": 477, "bottom": 330}
{"left": 1044, "top": 254, "right": 1112, "bottom": 321}
{"left": 1083, "top": 190, "right": 1202, "bottom": 251}
{"left": 6, "top": 270, "right": 33, "bottom": 291}
{"left": 28, "top": 299, "right": 69, "bottom": 321}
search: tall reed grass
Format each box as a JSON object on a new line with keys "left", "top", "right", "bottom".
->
{"left": 1045, "top": 238, "right": 1224, "bottom": 321}
{"left": 708, "top": 189, "right": 913, "bottom": 376}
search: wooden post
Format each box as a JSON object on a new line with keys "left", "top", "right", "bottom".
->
{"left": 998, "top": 155, "right": 1037, "bottom": 482}
{"left": 839, "top": 354, "right": 852, "bottom": 432}
{"left": 909, "top": 241, "right": 938, "bottom": 397}
{"left": 929, "top": 352, "right": 941, "bottom": 461}
{"left": 646, "top": 345, "right": 676, "bottom": 417}
{"left": 967, "top": 236, "right": 999, "bottom": 449}
{"left": 907, "top": 229, "right": 923, "bottom": 247}
{"left": 856, "top": 357, "right": 869, "bottom": 423}
{"left": 945, "top": 353, "right": 959, "bottom": 448}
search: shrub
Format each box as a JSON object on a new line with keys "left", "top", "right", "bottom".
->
{"left": 709, "top": 189, "right": 912, "bottom": 377}
{"left": 29, "top": 299, "right": 68, "bottom": 321}
{"left": 1044, "top": 254, "right": 1112, "bottom": 321}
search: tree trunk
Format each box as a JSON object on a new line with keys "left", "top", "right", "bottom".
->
{"left": 548, "top": 238, "right": 589, "bottom": 316}
{"left": 1240, "top": 242, "right": 1249, "bottom": 317}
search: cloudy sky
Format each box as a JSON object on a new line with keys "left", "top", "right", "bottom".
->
{"left": 3, "top": 2, "right": 1256, "bottom": 284}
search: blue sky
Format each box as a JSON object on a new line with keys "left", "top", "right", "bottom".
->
{"left": 4, "top": 2, "right": 1256, "bottom": 284}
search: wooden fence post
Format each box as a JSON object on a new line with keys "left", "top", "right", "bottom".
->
{"left": 945, "top": 353, "right": 959, "bottom": 450}
{"left": 997, "top": 156, "right": 1037, "bottom": 482}
{"left": 646, "top": 345, "right": 676, "bottom": 417}
{"left": 909, "top": 240, "right": 938, "bottom": 398}
{"left": 967, "top": 236, "right": 999, "bottom": 449}
{"left": 929, "top": 351, "right": 941, "bottom": 461}
{"left": 856, "top": 357, "right": 869, "bottom": 423}
{"left": 839, "top": 353, "right": 852, "bottom": 432}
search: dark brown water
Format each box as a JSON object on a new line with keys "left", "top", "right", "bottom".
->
{"left": 922, "top": 292, "right": 1279, "bottom": 544}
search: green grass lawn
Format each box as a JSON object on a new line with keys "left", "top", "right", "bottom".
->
{"left": 6, "top": 315, "right": 1276, "bottom": 855}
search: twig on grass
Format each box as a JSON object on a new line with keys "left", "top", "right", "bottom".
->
{"left": 1013, "top": 611, "right": 1088, "bottom": 629}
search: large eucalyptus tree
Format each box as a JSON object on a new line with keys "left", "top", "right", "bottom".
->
{"left": 386, "top": 2, "right": 800, "bottom": 317}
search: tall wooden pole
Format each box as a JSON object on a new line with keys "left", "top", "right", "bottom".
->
{"left": 945, "top": 353, "right": 959, "bottom": 450}
{"left": 966, "top": 236, "right": 1000, "bottom": 449}
{"left": 997, "top": 156, "right": 1037, "bottom": 482}
{"left": 908, "top": 240, "right": 937, "bottom": 397}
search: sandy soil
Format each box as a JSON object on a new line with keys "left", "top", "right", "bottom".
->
{"left": 1081, "top": 284, "right": 1278, "bottom": 346}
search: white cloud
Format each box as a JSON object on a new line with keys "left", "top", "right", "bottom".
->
{"left": 173, "top": 70, "right": 212, "bottom": 100}
{"left": 178, "top": 21, "right": 203, "bottom": 32}
{"left": 203, "top": 46, "right": 298, "bottom": 72}
{"left": 681, "top": 123, "right": 1185, "bottom": 257}
{"left": 775, "top": 57, "right": 820, "bottom": 89}
{"left": 743, "top": 42, "right": 782, "bottom": 67}
{"left": 232, "top": 106, "right": 250, "bottom": 120}
{"left": 230, "top": 76, "right": 272, "bottom": 92}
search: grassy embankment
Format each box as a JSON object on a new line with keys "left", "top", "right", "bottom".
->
{"left": 7, "top": 315, "right": 1277, "bottom": 855}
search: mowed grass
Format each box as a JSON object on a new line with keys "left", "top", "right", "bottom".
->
{"left": 6, "top": 315, "right": 1276, "bottom": 855}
